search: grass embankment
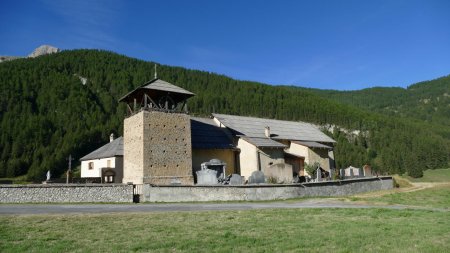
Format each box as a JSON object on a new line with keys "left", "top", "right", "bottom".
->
{"left": 352, "top": 183, "right": 450, "bottom": 209}
{"left": 406, "top": 168, "right": 450, "bottom": 182}
{"left": 1, "top": 208, "right": 449, "bottom": 253}
{"left": 351, "top": 169, "right": 450, "bottom": 209}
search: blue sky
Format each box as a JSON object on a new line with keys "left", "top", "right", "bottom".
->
{"left": 1, "top": 0, "right": 449, "bottom": 90}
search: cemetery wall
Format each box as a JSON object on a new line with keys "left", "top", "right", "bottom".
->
{"left": 0, "top": 184, "right": 133, "bottom": 203}
{"left": 142, "top": 176, "right": 393, "bottom": 202}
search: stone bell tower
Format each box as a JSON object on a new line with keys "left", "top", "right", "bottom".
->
{"left": 119, "top": 78, "right": 195, "bottom": 185}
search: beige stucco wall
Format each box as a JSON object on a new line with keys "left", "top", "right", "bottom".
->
{"left": 285, "top": 142, "right": 333, "bottom": 176}
{"left": 259, "top": 148, "right": 285, "bottom": 171}
{"left": 237, "top": 139, "right": 287, "bottom": 181}
{"left": 308, "top": 148, "right": 331, "bottom": 172}
{"left": 237, "top": 138, "right": 258, "bottom": 180}
{"left": 81, "top": 156, "right": 123, "bottom": 183}
{"left": 192, "top": 149, "right": 236, "bottom": 175}
{"left": 124, "top": 110, "right": 193, "bottom": 185}
{"left": 286, "top": 142, "right": 309, "bottom": 163}
{"left": 263, "top": 163, "right": 293, "bottom": 183}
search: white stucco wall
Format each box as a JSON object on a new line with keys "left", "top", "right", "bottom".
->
{"left": 81, "top": 156, "right": 123, "bottom": 183}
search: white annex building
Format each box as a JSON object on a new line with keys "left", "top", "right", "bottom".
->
{"left": 80, "top": 134, "right": 123, "bottom": 183}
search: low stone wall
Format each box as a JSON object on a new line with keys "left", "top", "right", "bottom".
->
{"left": 142, "top": 176, "right": 393, "bottom": 202}
{"left": 0, "top": 184, "right": 133, "bottom": 203}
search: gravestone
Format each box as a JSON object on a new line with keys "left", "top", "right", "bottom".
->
{"left": 229, "top": 174, "right": 244, "bottom": 185}
{"left": 316, "top": 168, "right": 322, "bottom": 182}
{"left": 248, "top": 171, "right": 265, "bottom": 184}
{"left": 358, "top": 167, "right": 364, "bottom": 178}
{"left": 196, "top": 168, "right": 218, "bottom": 185}
{"left": 340, "top": 168, "right": 345, "bottom": 179}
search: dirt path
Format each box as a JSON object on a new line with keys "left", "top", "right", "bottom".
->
{"left": 351, "top": 182, "right": 450, "bottom": 198}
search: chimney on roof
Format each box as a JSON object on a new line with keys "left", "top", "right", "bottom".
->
{"left": 110, "top": 133, "right": 114, "bottom": 143}
{"left": 265, "top": 126, "right": 271, "bottom": 138}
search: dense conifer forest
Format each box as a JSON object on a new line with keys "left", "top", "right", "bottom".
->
{"left": 301, "top": 77, "right": 450, "bottom": 130}
{"left": 0, "top": 50, "right": 448, "bottom": 180}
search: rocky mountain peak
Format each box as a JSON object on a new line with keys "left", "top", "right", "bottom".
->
{"left": 28, "top": 45, "right": 60, "bottom": 58}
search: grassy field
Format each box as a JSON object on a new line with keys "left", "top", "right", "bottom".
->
{"left": 351, "top": 183, "right": 450, "bottom": 209}
{"left": 1, "top": 170, "right": 450, "bottom": 252}
{"left": 1, "top": 208, "right": 449, "bottom": 253}
{"left": 405, "top": 168, "right": 450, "bottom": 182}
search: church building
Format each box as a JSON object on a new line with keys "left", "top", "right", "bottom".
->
{"left": 80, "top": 78, "right": 335, "bottom": 185}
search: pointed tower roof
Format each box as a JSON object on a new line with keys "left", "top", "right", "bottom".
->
{"left": 119, "top": 78, "right": 195, "bottom": 104}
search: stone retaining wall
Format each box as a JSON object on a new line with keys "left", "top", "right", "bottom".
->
{"left": 0, "top": 184, "right": 133, "bottom": 203}
{"left": 142, "top": 176, "right": 393, "bottom": 202}
{"left": 0, "top": 177, "right": 393, "bottom": 203}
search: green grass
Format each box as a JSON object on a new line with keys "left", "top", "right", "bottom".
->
{"left": 406, "top": 168, "right": 450, "bottom": 182}
{"left": 392, "top": 175, "right": 413, "bottom": 188}
{"left": 0, "top": 175, "right": 31, "bottom": 184}
{"left": 353, "top": 183, "right": 450, "bottom": 209}
{"left": 1, "top": 208, "right": 449, "bottom": 252}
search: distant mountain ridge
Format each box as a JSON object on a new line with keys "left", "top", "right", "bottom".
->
{"left": 0, "top": 45, "right": 60, "bottom": 63}
{"left": 299, "top": 76, "right": 450, "bottom": 128}
{"left": 0, "top": 49, "right": 448, "bottom": 181}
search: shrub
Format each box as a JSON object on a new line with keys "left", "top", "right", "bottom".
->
{"left": 267, "top": 176, "right": 279, "bottom": 184}
{"left": 304, "top": 162, "right": 320, "bottom": 178}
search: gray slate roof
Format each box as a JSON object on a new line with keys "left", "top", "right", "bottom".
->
{"left": 141, "top": 79, "right": 195, "bottom": 95}
{"left": 119, "top": 78, "right": 195, "bottom": 103}
{"left": 213, "top": 114, "right": 335, "bottom": 143}
{"left": 242, "top": 137, "right": 286, "bottom": 148}
{"left": 293, "top": 141, "right": 332, "bottom": 149}
{"left": 80, "top": 137, "right": 123, "bottom": 161}
{"left": 191, "top": 117, "right": 235, "bottom": 149}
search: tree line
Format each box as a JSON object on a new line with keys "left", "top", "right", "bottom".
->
{"left": 0, "top": 49, "right": 448, "bottom": 180}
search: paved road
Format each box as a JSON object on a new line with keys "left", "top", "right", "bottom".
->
{"left": 1, "top": 199, "right": 445, "bottom": 215}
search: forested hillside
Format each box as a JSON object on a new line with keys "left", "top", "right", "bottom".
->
{"left": 301, "top": 75, "right": 450, "bottom": 129}
{"left": 0, "top": 50, "right": 449, "bottom": 180}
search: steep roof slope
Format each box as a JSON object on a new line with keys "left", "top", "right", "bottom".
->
{"left": 80, "top": 137, "right": 124, "bottom": 161}
{"left": 213, "top": 113, "right": 335, "bottom": 143}
{"left": 191, "top": 117, "right": 235, "bottom": 149}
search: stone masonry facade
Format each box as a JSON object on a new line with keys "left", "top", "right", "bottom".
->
{"left": 0, "top": 184, "right": 133, "bottom": 203}
{"left": 123, "top": 110, "right": 194, "bottom": 185}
